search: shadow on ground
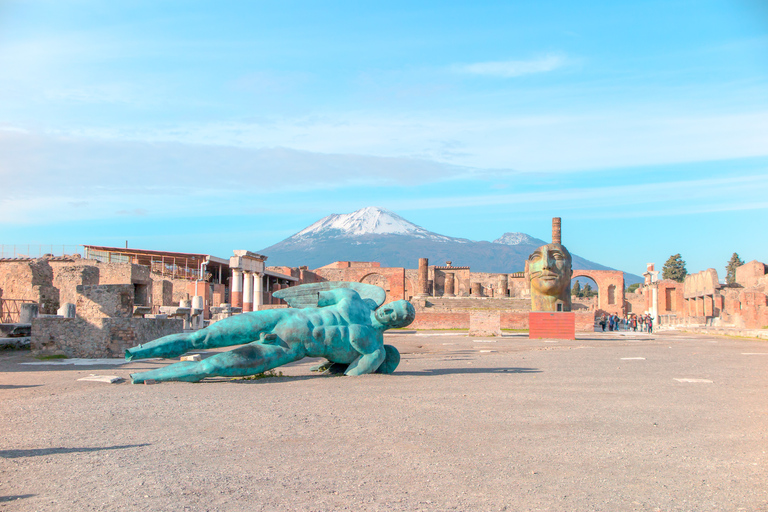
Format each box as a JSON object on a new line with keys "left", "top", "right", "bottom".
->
{"left": 0, "top": 444, "right": 150, "bottom": 459}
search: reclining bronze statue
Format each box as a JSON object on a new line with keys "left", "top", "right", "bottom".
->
{"left": 126, "top": 282, "right": 415, "bottom": 384}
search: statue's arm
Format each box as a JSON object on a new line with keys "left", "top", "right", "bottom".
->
{"left": 345, "top": 325, "right": 385, "bottom": 376}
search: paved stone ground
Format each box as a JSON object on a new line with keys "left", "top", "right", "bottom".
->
{"left": 0, "top": 330, "right": 766, "bottom": 511}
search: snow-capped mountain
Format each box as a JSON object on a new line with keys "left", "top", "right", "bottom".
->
{"left": 493, "top": 232, "right": 547, "bottom": 246}
{"left": 293, "top": 207, "right": 459, "bottom": 242}
{"left": 258, "top": 207, "right": 642, "bottom": 283}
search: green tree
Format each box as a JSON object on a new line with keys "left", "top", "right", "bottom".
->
{"left": 582, "top": 283, "right": 596, "bottom": 297}
{"left": 627, "top": 283, "right": 640, "bottom": 293}
{"left": 725, "top": 252, "right": 744, "bottom": 284}
{"left": 662, "top": 254, "right": 687, "bottom": 282}
{"left": 572, "top": 280, "right": 581, "bottom": 296}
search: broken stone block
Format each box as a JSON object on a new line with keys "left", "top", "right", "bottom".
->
{"left": 57, "top": 303, "right": 76, "bottom": 318}
{"left": 180, "top": 354, "right": 202, "bottom": 362}
{"left": 77, "top": 375, "right": 123, "bottom": 383}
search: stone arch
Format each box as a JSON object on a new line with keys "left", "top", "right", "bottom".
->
{"left": 571, "top": 269, "right": 625, "bottom": 315}
{"left": 359, "top": 273, "right": 389, "bottom": 294}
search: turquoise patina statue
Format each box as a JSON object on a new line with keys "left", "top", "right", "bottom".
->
{"left": 126, "top": 282, "right": 415, "bottom": 384}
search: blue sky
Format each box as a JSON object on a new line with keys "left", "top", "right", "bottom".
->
{"left": 1, "top": 0, "right": 766, "bottom": 276}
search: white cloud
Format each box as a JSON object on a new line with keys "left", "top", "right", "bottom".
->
{"left": 454, "top": 55, "right": 566, "bottom": 77}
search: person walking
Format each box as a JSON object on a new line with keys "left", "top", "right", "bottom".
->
{"left": 599, "top": 314, "right": 607, "bottom": 332}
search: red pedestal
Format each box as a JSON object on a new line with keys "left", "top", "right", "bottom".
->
{"left": 529, "top": 312, "right": 576, "bottom": 340}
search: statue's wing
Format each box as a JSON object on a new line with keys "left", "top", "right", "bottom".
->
{"left": 272, "top": 281, "right": 386, "bottom": 310}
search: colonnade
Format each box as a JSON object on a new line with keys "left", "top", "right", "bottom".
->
{"left": 230, "top": 269, "right": 265, "bottom": 312}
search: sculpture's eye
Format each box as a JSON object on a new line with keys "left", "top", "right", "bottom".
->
{"left": 553, "top": 252, "right": 564, "bottom": 261}
{"left": 529, "top": 253, "right": 541, "bottom": 262}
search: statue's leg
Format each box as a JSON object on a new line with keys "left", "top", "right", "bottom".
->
{"left": 130, "top": 338, "right": 306, "bottom": 383}
{"left": 126, "top": 309, "right": 288, "bottom": 361}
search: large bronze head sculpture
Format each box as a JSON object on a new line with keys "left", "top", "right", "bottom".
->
{"left": 528, "top": 242, "right": 572, "bottom": 312}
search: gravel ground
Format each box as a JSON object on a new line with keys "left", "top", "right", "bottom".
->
{"left": 1, "top": 330, "right": 766, "bottom": 512}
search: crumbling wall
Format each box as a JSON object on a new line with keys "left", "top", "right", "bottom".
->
{"left": 0, "top": 259, "right": 59, "bottom": 313}
{"left": 76, "top": 284, "right": 134, "bottom": 319}
{"left": 152, "top": 279, "right": 174, "bottom": 307}
{"left": 50, "top": 263, "right": 100, "bottom": 306}
{"left": 735, "top": 260, "right": 767, "bottom": 289}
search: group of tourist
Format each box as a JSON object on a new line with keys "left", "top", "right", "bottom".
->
{"left": 598, "top": 313, "right": 653, "bottom": 333}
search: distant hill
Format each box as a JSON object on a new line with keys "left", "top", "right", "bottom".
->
{"left": 259, "top": 207, "right": 643, "bottom": 284}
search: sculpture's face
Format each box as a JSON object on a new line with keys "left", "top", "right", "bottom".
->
{"left": 375, "top": 300, "right": 416, "bottom": 328}
{"left": 528, "top": 243, "right": 572, "bottom": 296}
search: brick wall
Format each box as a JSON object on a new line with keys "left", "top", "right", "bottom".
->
{"left": 313, "top": 266, "right": 407, "bottom": 303}
{"left": 31, "top": 317, "right": 183, "bottom": 358}
{"left": 529, "top": 312, "right": 576, "bottom": 340}
{"left": 410, "top": 309, "right": 593, "bottom": 331}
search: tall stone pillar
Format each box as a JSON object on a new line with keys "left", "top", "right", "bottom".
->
{"left": 471, "top": 282, "right": 483, "bottom": 297}
{"left": 243, "top": 271, "right": 254, "bottom": 312}
{"left": 498, "top": 274, "right": 509, "bottom": 298}
{"left": 444, "top": 273, "right": 455, "bottom": 297}
{"left": 417, "top": 258, "right": 429, "bottom": 297}
{"left": 254, "top": 273, "right": 264, "bottom": 309}
{"left": 552, "top": 217, "right": 562, "bottom": 244}
{"left": 231, "top": 269, "right": 243, "bottom": 309}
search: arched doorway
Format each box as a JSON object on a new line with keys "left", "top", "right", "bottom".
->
{"left": 571, "top": 270, "right": 625, "bottom": 316}
{"left": 570, "top": 276, "right": 598, "bottom": 312}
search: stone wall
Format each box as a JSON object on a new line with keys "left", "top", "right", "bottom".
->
{"left": 31, "top": 317, "right": 183, "bottom": 358}
{"left": 76, "top": 284, "right": 134, "bottom": 319}
{"left": 50, "top": 262, "right": 100, "bottom": 306}
{"left": 0, "top": 259, "right": 59, "bottom": 313}
{"left": 152, "top": 279, "right": 174, "bottom": 307}
{"left": 624, "top": 291, "right": 646, "bottom": 314}
{"left": 735, "top": 260, "right": 768, "bottom": 289}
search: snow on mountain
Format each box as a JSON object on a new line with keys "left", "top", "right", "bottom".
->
{"left": 493, "top": 232, "right": 547, "bottom": 246}
{"left": 293, "top": 207, "right": 455, "bottom": 241}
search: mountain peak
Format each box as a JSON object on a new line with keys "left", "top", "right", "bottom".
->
{"left": 294, "top": 207, "right": 446, "bottom": 239}
{"left": 493, "top": 232, "right": 547, "bottom": 246}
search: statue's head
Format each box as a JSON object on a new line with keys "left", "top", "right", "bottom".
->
{"left": 375, "top": 300, "right": 416, "bottom": 328}
{"left": 528, "top": 243, "right": 572, "bottom": 311}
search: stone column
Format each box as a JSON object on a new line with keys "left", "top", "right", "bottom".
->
{"left": 231, "top": 269, "right": 243, "bottom": 309}
{"left": 417, "top": 258, "right": 429, "bottom": 297}
{"left": 498, "top": 274, "right": 509, "bottom": 298}
{"left": 254, "top": 273, "right": 264, "bottom": 309}
{"left": 444, "top": 273, "right": 455, "bottom": 297}
{"left": 19, "top": 303, "right": 39, "bottom": 324}
{"left": 243, "top": 271, "right": 253, "bottom": 312}
{"left": 471, "top": 282, "right": 483, "bottom": 297}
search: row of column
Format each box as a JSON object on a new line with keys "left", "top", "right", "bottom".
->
{"left": 686, "top": 295, "right": 715, "bottom": 317}
{"left": 231, "top": 269, "right": 265, "bottom": 312}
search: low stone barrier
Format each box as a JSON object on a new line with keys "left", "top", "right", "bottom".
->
{"left": 31, "top": 317, "right": 183, "bottom": 358}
